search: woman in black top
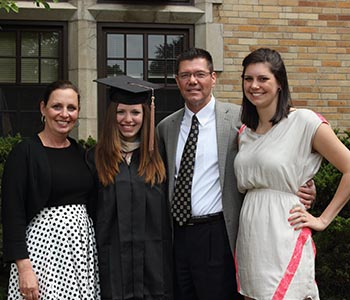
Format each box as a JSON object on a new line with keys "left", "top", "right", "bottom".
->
{"left": 88, "top": 76, "right": 172, "bottom": 300}
{"left": 1, "top": 81, "right": 100, "bottom": 300}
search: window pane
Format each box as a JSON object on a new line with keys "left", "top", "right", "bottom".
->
{"left": 0, "top": 25, "right": 64, "bottom": 137}
{"left": 21, "top": 58, "right": 39, "bottom": 83}
{"left": 41, "top": 59, "right": 59, "bottom": 83}
{"left": 0, "top": 89, "right": 13, "bottom": 136}
{"left": 148, "top": 60, "right": 165, "bottom": 81}
{"left": 41, "top": 32, "right": 59, "bottom": 57}
{"left": 0, "top": 112, "right": 16, "bottom": 136}
{"left": 0, "top": 32, "right": 16, "bottom": 56}
{"left": 166, "top": 60, "right": 177, "bottom": 83}
{"left": 127, "top": 35, "right": 143, "bottom": 58}
{"left": 107, "top": 60, "right": 125, "bottom": 77}
{"left": 148, "top": 35, "right": 165, "bottom": 59}
{"left": 19, "top": 112, "right": 41, "bottom": 136}
{"left": 22, "top": 32, "right": 39, "bottom": 57}
{"left": 166, "top": 35, "right": 184, "bottom": 58}
{"left": 126, "top": 60, "right": 143, "bottom": 78}
{"left": 19, "top": 87, "right": 44, "bottom": 110}
{"left": 0, "top": 58, "right": 16, "bottom": 82}
{"left": 108, "top": 34, "right": 124, "bottom": 58}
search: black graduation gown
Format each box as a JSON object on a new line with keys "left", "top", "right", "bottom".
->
{"left": 94, "top": 150, "right": 173, "bottom": 300}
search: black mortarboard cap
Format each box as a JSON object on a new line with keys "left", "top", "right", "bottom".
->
{"left": 94, "top": 75, "right": 162, "bottom": 153}
{"left": 94, "top": 75, "right": 161, "bottom": 105}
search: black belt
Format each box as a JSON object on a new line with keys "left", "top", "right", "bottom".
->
{"left": 184, "top": 212, "right": 223, "bottom": 226}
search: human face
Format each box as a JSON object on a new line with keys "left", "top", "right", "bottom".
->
{"left": 175, "top": 58, "right": 216, "bottom": 113}
{"left": 40, "top": 88, "right": 79, "bottom": 137}
{"left": 243, "top": 62, "right": 281, "bottom": 112}
{"left": 116, "top": 103, "right": 143, "bottom": 142}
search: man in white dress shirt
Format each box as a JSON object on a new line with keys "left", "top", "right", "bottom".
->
{"left": 157, "top": 48, "right": 315, "bottom": 300}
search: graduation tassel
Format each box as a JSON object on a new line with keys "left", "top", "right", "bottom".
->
{"left": 149, "top": 89, "right": 155, "bottom": 154}
{"left": 127, "top": 81, "right": 156, "bottom": 154}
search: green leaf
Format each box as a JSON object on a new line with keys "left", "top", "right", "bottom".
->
{"left": 43, "top": 2, "right": 50, "bottom": 10}
{"left": 0, "top": 0, "right": 18, "bottom": 13}
{"left": 32, "top": 0, "right": 53, "bottom": 10}
{"left": 0, "top": 0, "right": 55, "bottom": 12}
{"left": 10, "top": 2, "right": 18, "bottom": 12}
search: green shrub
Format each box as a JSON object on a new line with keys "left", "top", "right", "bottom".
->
{"left": 312, "top": 129, "right": 350, "bottom": 218}
{"left": 0, "top": 286, "right": 6, "bottom": 300}
{"left": 314, "top": 217, "right": 350, "bottom": 299}
{"left": 79, "top": 135, "right": 97, "bottom": 149}
{"left": 0, "top": 134, "right": 22, "bottom": 179}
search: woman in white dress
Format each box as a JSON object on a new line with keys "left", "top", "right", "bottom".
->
{"left": 234, "top": 48, "right": 350, "bottom": 300}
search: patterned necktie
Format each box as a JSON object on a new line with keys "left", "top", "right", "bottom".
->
{"left": 172, "top": 115, "right": 199, "bottom": 226}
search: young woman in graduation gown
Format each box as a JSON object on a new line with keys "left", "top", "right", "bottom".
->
{"left": 87, "top": 76, "right": 173, "bottom": 300}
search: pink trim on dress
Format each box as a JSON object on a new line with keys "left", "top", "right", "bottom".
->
{"left": 272, "top": 228, "right": 312, "bottom": 300}
{"left": 315, "top": 112, "right": 329, "bottom": 125}
{"left": 238, "top": 124, "right": 246, "bottom": 135}
{"left": 234, "top": 249, "right": 241, "bottom": 292}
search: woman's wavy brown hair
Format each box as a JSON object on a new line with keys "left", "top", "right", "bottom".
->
{"left": 95, "top": 102, "right": 166, "bottom": 187}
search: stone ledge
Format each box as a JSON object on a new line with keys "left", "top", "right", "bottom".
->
{"left": 88, "top": 4, "right": 204, "bottom": 24}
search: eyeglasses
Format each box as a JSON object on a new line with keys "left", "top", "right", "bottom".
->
{"left": 177, "top": 71, "right": 212, "bottom": 81}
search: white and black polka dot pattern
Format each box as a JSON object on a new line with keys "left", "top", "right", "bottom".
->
{"left": 172, "top": 115, "right": 199, "bottom": 226}
{"left": 7, "top": 205, "right": 100, "bottom": 300}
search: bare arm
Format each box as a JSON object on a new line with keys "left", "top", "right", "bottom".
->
{"left": 289, "top": 123, "right": 350, "bottom": 231}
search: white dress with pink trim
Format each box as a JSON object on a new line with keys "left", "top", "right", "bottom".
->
{"left": 234, "top": 109, "right": 325, "bottom": 300}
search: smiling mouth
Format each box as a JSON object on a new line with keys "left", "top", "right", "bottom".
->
{"left": 251, "top": 92, "right": 264, "bottom": 97}
{"left": 121, "top": 125, "right": 135, "bottom": 130}
{"left": 57, "top": 121, "right": 69, "bottom": 125}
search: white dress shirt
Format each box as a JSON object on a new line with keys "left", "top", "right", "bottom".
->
{"left": 175, "top": 96, "right": 222, "bottom": 216}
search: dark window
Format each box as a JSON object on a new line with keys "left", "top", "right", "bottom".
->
{"left": 0, "top": 22, "right": 67, "bottom": 137}
{"left": 97, "top": 24, "right": 193, "bottom": 131}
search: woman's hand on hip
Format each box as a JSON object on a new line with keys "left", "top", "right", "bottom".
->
{"left": 288, "top": 205, "right": 327, "bottom": 232}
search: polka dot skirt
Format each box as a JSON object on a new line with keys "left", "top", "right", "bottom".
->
{"left": 7, "top": 204, "right": 101, "bottom": 300}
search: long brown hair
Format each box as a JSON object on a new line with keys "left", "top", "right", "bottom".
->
{"left": 95, "top": 102, "right": 166, "bottom": 186}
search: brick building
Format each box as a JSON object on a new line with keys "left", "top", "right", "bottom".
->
{"left": 0, "top": 0, "right": 349, "bottom": 140}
